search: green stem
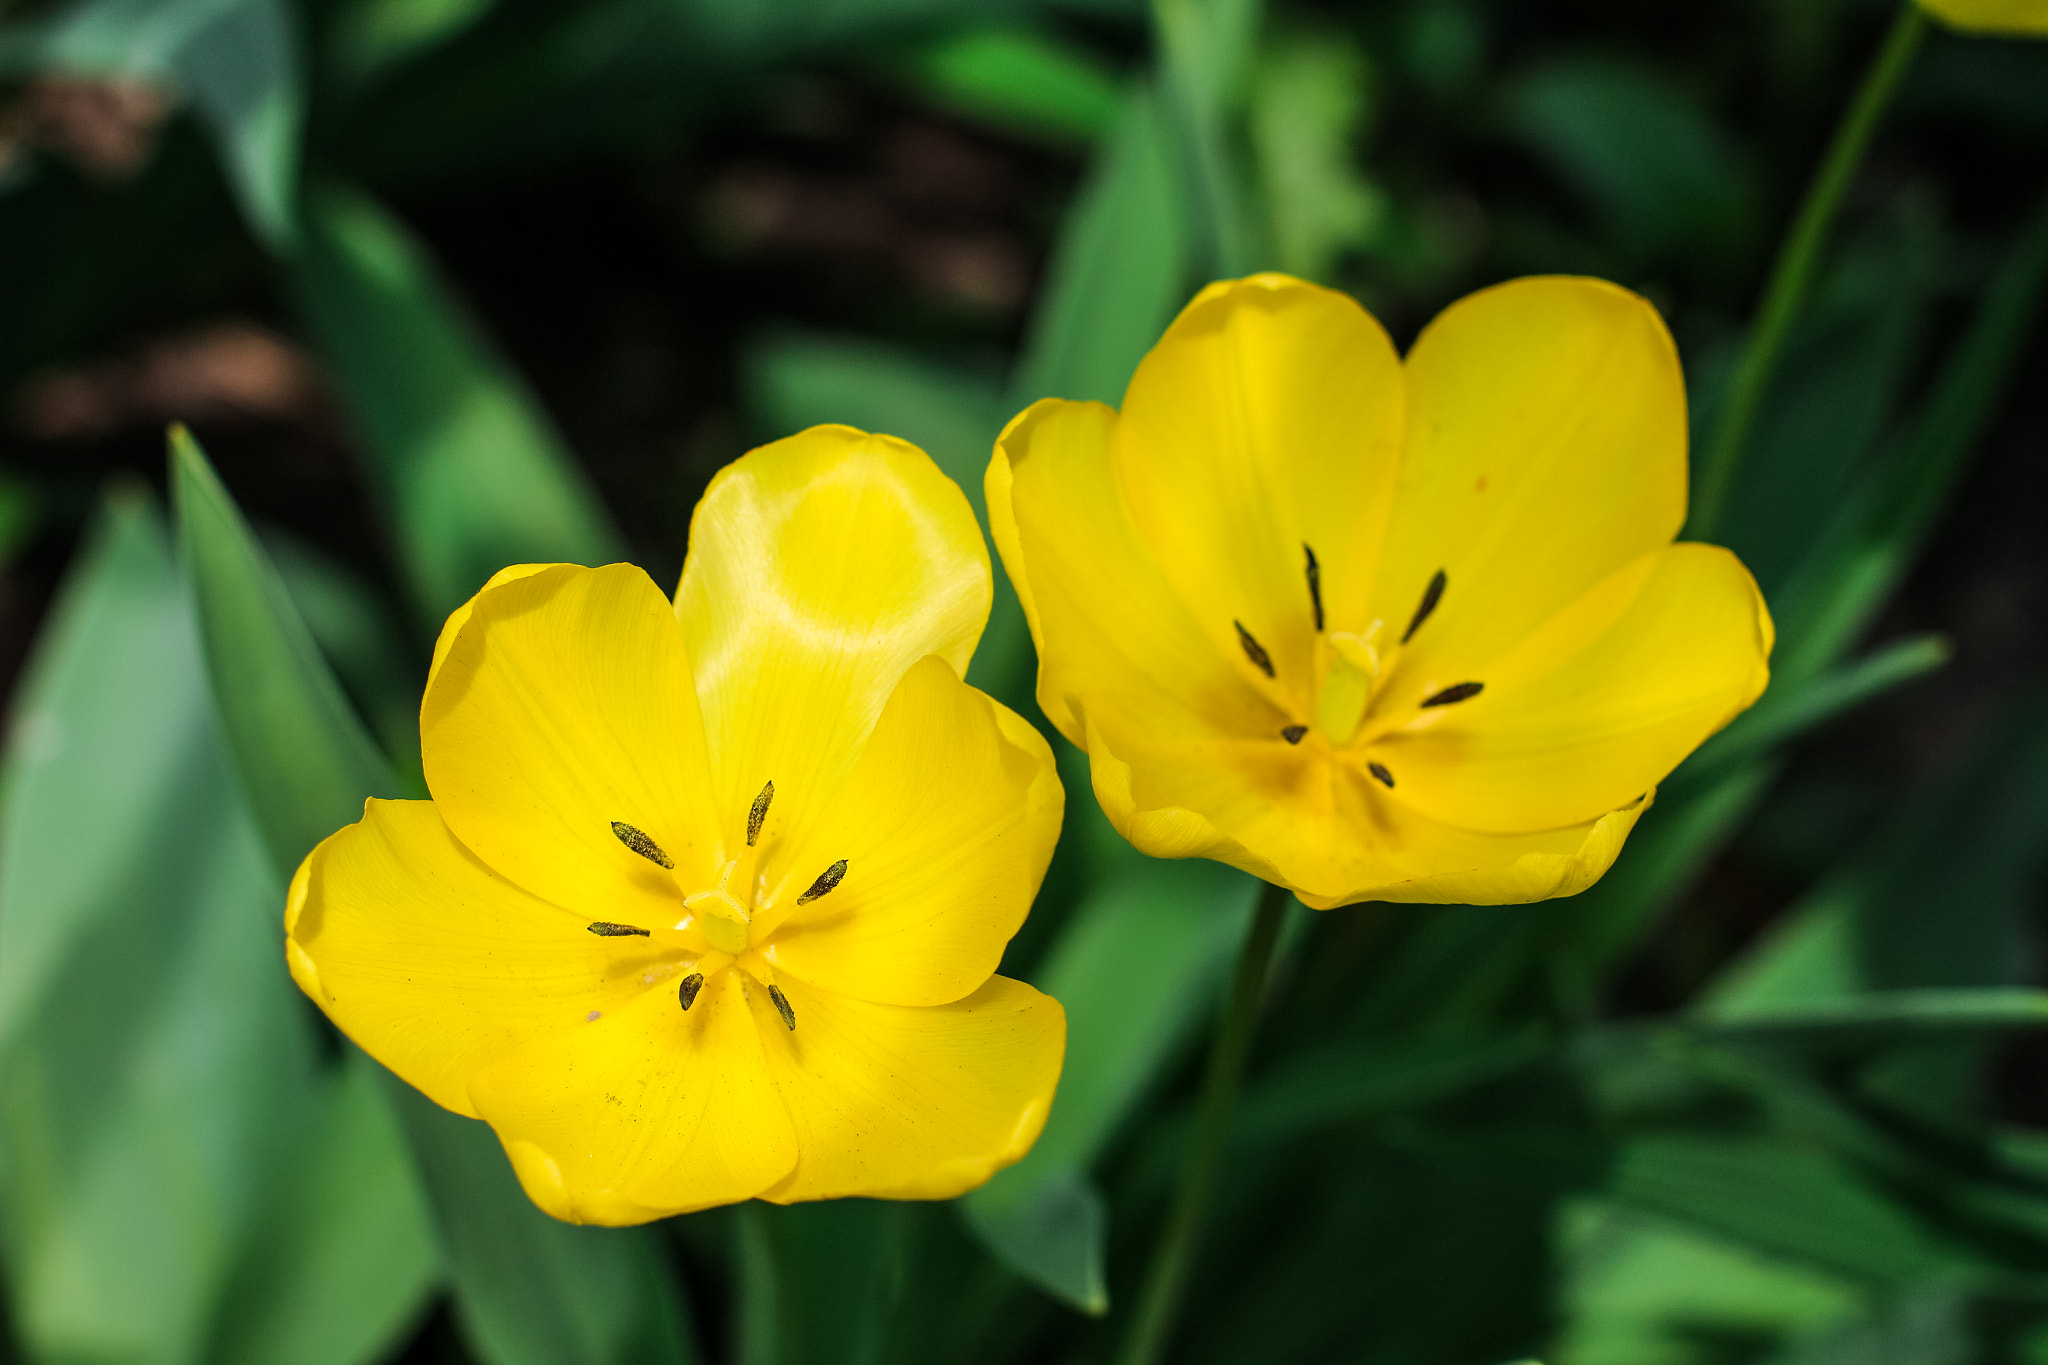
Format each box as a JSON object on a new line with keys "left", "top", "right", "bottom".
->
{"left": 1690, "top": 2, "right": 1926, "bottom": 540}
{"left": 1116, "top": 878, "right": 1290, "bottom": 1365}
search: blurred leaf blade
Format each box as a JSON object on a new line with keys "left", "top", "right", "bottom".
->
{"left": 0, "top": 491, "right": 320, "bottom": 1365}
{"left": 1011, "top": 81, "right": 1190, "bottom": 409}
{"left": 389, "top": 1083, "right": 698, "bottom": 1365}
{"left": 170, "top": 426, "right": 399, "bottom": 875}
{"left": 34, "top": 0, "right": 303, "bottom": 246}
{"left": 288, "top": 180, "right": 622, "bottom": 622}
{"left": 171, "top": 437, "right": 695, "bottom": 1365}
{"left": 207, "top": 1051, "right": 441, "bottom": 1365}
{"left": 964, "top": 852, "right": 1255, "bottom": 1311}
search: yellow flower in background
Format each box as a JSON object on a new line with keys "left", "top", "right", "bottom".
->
{"left": 989, "top": 274, "right": 1772, "bottom": 910}
{"left": 286, "top": 427, "right": 1066, "bottom": 1225}
{"left": 1915, "top": 0, "right": 2048, "bottom": 35}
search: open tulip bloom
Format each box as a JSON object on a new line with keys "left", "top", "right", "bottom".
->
{"left": 990, "top": 273, "right": 1774, "bottom": 910}
{"left": 286, "top": 427, "right": 1066, "bottom": 1224}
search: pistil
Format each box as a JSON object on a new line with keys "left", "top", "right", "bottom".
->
{"left": 1313, "top": 625, "right": 1381, "bottom": 744}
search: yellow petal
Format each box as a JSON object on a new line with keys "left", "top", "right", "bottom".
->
{"left": 422, "top": 563, "right": 723, "bottom": 924}
{"left": 466, "top": 970, "right": 799, "bottom": 1225}
{"left": 426, "top": 562, "right": 552, "bottom": 687}
{"left": 1079, "top": 704, "right": 1650, "bottom": 907}
{"left": 1116, "top": 273, "right": 1405, "bottom": 687}
{"left": 1370, "top": 276, "right": 1687, "bottom": 680}
{"left": 1377, "top": 543, "right": 1771, "bottom": 832}
{"left": 1297, "top": 798, "right": 1649, "bottom": 908}
{"left": 753, "top": 974, "right": 1065, "bottom": 1203}
{"left": 757, "top": 655, "right": 1062, "bottom": 1007}
{"left": 676, "top": 425, "right": 991, "bottom": 856}
{"left": 1916, "top": 0, "right": 2048, "bottom": 34}
{"left": 286, "top": 799, "right": 671, "bottom": 1118}
{"left": 990, "top": 399, "right": 1283, "bottom": 749}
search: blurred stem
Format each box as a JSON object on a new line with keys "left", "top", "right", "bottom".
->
{"left": 1691, "top": 2, "right": 1927, "bottom": 539}
{"left": 1116, "top": 878, "right": 1290, "bottom": 1365}
{"left": 735, "top": 1203, "right": 781, "bottom": 1365}
{"left": 1152, "top": 0, "right": 1265, "bottom": 276}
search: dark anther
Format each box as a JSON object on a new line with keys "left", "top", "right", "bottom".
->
{"left": 611, "top": 821, "right": 673, "bottom": 869}
{"left": 748, "top": 781, "right": 774, "bottom": 847}
{"left": 1234, "top": 620, "right": 1276, "bottom": 678}
{"left": 678, "top": 973, "right": 705, "bottom": 1011}
{"left": 1281, "top": 725, "right": 1308, "bottom": 745}
{"left": 796, "top": 859, "right": 848, "bottom": 906}
{"left": 1421, "top": 681, "right": 1485, "bottom": 708}
{"left": 1303, "top": 544, "right": 1324, "bottom": 632}
{"left": 1402, "top": 569, "right": 1447, "bottom": 644}
{"left": 587, "top": 921, "right": 650, "bottom": 937}
{"left": 768, "top": 984, "right": 796, "bottom": 1031}
{"left": 1368, "top": 762, "right": 1396, "bottom": 789}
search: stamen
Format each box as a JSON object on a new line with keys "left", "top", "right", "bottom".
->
{"left": 1368, "top": 762, "right": 1396, "bottom": 788}
{"left": 611, "top": 821, "right": 673, "bottom": 869}
{"left": 1401, "top": 569, "right": 1447, "bottom": 644}
{"left": 1420, "top": 681, "right": 1484, "bottom": 708}
{"left": 1234, "top": 620, "right": 1275, "bottom": 678}
{"left": 796, "top": 859, "right": 848, "bottom": 906}
{"left": 1281, "top": 725, "right": 1308, "bottom": 745}
{"left": 678, "top": 973, "right": 705, "bottom": 1011}
{"left": 586, "top": 922, "right": 650, "bottom": 937}
{"left": 748, "top": 781, "right": 774, "bottom": 847}
{"left": 768, "top": 984, "right": 796, "bottom": 1031}
{"left": 1303, "top": 544, "right": 1324, "bottom": 631}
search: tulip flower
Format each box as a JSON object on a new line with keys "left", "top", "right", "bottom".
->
{"left": 286, "top": 427, "right": 1066, "bottom": 1224}
{"left": 990, "top": 273, "right": 1772, "bottom": 910}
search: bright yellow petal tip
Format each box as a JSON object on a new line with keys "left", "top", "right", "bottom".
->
{"left": 991, "top": 274, "right": 1772, "bottom": 908}
{"left": 287, "top": 426, "right": 1064, "bottom": 1223}
{"left": 1915, "top": 0, "right": 2048, "bottom": 35}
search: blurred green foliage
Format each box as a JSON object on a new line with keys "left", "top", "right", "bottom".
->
{"left": 0, "top": 0, "right": 2043, "bottom": 1362}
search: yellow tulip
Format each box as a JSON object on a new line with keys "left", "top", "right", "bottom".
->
{"left": 285, "top": 426, "right": 1066, "bottom": 1225}
{"left": 989, "top": 273, "right": 1773, "bottom": 910}
{"left": 1915, "top": 0, "right": 2048, "bottom": 35}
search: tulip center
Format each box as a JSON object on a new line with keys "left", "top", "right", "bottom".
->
{"left": 1313, "top": 624, "right": 1381, "bottom": 744}
{"left": 1241, "top": 549, "right": 1489, "bottom": 789}
{"left": 683, "top": 857, "right": 753, "bottom": 954}
{"left": 599, "top": 781, "right": 848, "bottom": 1032}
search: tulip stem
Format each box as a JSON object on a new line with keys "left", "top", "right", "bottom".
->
{"left": 1690, "top": 1, "right": 1927, "bottom": 540}
{"left": 1116, "top": 877, "right": 1291, "bottom": 1365}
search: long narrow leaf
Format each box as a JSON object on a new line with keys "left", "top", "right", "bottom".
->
{"left": 170, "top": 432, "right": 695, "bottom": 1365}
{"left": 288, "top": 181, "right": 621, "bottom": 623}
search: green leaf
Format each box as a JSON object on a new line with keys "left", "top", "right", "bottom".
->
{"left": 1694, "top": 988, "right": 2048, "bottom": 1040}
{"left": 288, "top": 180, "right": 622, "bottom": 623}
{"left": 170, "top": 426, "right": 401, "bottom": 875}
{"left": 207, "top": 1051, "right": 440, "bottom": 1365}
{"left": 1150, "top": 0, "right": 1264, "bottom": 275}
{"left": 1705, "top": 689, "right": 2048, "bottom": 1019}
{"left": 1688, "top": 632, "right": 1950, "bottom": 777}
{"left": 734, "top": 1201, "right": 905, "bottom": 1365}
{"left": 963, "top": 850, "right": 1255, "bottom": 1312}
{"left": 328, "top": 0, "right": 498, "bottom": 83}
{"left": 1249, "top": 23, "right": 1384, "bottom": 283}
{"left": 1010, "top": 81, "right": 1191, "bottom": 409}
{"left": 1503, "top": 55, "right": 1753, "bottom": 266}
{"left": 0, "top": 490, "right": 320, "bottom": 1365}
{"left": 1608, "top": 1136, "right": 1973, "bottom": 1285}
{"left": 898, "top": 25, "right": 1121, "bottom": 144}
{"left": 1771, "top": 190, "right": 2048, "bottom": 691}
{"left": 170, "top": 432, "right": 696, "bottom": 1365}
{"left": 1553, "top": 1200, "right": 1864, "bottom": 1365}
{"left": 388, "top": 1083, "right": 697, "bottom": 1365}
{"left": 38, "top": 0, "right": 304, "bottom": 246}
